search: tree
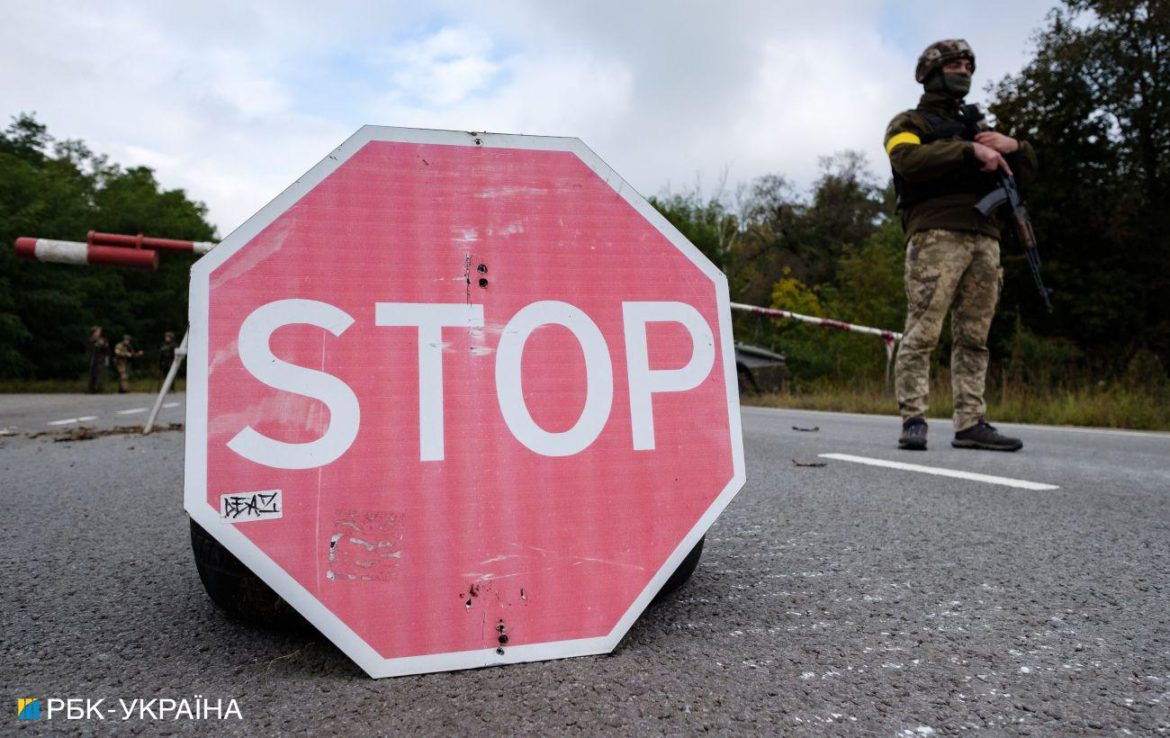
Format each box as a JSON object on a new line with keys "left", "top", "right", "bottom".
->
{"left": 990, "top": 0, "right": 1170, "bottom": 371}
{"left": 0, "top": 113, "right": 216, "bottom": 379}
{"left": 648, "top": 188, "right": 738, "bottom": 273}
{"left": 722, "top": 151, "right": 886, "bottom": 309}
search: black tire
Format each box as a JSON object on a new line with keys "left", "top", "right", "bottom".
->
{"left": 189, "top": 518, "right": 313, "bottom": 633}
{"left": 193, "top": 517, "right": 700, "bottom": 622}
{"left": 652, "top": 536, "right": 704, "bottom": 603}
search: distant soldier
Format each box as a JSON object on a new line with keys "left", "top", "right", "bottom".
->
{"left": 158, "top": 331, "right": 177, "bottom": 392}
{"left": 158, "top": 331, "right": 177, "bottom": 375}
{"left": 87, "top": 326, "right": 109, "bottom": 394}
{"left": 885, "top": 40, "right": 1037, "bottom": 452}
{"left": 113, "top": 335, "right": 143, "bottom": 394}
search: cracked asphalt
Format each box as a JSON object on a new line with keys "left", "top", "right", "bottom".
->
{"left": 2, "top": 395, "right": 1168, "bottom": 735}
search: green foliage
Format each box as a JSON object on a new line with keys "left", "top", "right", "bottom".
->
{"left": 825, "top": 217, "right": 906, "bottom": 330}
{"left": 652, "top": 152, "right": 903, "bottom": 388}
{"left": 649, "top": 189, "right": 738, "bottom": 272}
{"left": 653, "top": 2, "right": 1170, "bottom": 415}
{"left": 989, "top": 0, "right": 1170, "bottom": 369}
{"left": 0, "top": 113, "right": 213, "bottom": 379}
{"left": 1001, "top": 317, "right": 1084, "bottom": 390}
{"left": 770, "top": 266, "right": 823, "bottom": 316}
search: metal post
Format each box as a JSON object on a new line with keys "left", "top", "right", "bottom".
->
{"left": 143, "top": 330, "right": 188, "bottom": 434}
{"left": 883, "top": 336, "right": 897, "bottom": 393}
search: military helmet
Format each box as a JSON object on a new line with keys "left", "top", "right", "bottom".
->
{"left": 915, "top": 39, "right": 975, "bottom": 83}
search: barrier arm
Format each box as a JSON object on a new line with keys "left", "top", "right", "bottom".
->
{"left": 15, "top": 237, "right": 159, "bottom": 270}
{"left": 15, "top": 231, "right": 216, "bottom": 269}
{"left": 730, "top": 302, "right": 903, "bottom": 388}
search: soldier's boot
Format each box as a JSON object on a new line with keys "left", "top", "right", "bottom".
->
{"left": 952, "top": 420, "right": 1022, "bottom": 452}
{"left": 898, "top": 417, "right": 928, "bottom": 450}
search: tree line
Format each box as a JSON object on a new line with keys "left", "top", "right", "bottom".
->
{"left": 1, "top": 0, "right": 1166, "bottom": 392}
{"left": 0, "top": 115, "right": 213, "bottom": 379}
{"left": 655, "top": 0, "right": 1168, "bottom": 391}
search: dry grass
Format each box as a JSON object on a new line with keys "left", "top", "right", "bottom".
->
{"left": 745, "top": 372, "right": 1170, "bottom": 432}
{"left": 0, "top": 377, "right": 186, "bottom": 394}
{"left": 4, "top": 375, "right": 1165, "bottom": 432}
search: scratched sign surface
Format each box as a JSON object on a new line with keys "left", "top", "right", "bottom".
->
{"left": 185, "top": 127, "right": 745, "bottom": 678}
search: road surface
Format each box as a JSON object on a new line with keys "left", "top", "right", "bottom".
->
{"left": 2, "top": 395, "right": 1167, "bottom": 734}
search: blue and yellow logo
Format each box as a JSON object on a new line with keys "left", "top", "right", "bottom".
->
{"left": 17, "top": 698, "right": 41, "bottom": 720}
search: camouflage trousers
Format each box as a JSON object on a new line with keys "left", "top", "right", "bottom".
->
{"left": 115, "top": 358, "right": 130, "bottom": 393}
{"left": 895, "top": 229, "right": 1002, "bottom": 432}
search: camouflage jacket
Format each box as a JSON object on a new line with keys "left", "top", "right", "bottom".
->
{"left": 884, "top": 93, "right": 1037, "bottom": 239}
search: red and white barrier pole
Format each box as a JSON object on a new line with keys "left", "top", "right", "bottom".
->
{"left": 15, "top": 237, "right": 159, "bottom": 271}
{"left": 88, "top": 231, "right": 216, "bottom": 255}
{"left": 730, "top": 301, "right": 903, "bottom": 387}
{"left": 731, "top": 302, "right": 902, "bottom": 347}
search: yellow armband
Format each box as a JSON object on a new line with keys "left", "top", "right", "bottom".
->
{"left": 885, "top": 132, "right": 921, "bottom": 155}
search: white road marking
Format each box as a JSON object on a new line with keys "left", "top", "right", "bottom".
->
{"left": 117, "top": 407, "right": 147, "bottom": 415}
{"left": 819, "top": 453, "right": 1059, "bottom": 491}
{"left": 162, "top": 402, "right": 181, "bottom": 408}
{"left": 78, "top": 416, "right": 97, "bottom": 422}
{"left": 48, "top": 418, "right": 78, "bottom": 426}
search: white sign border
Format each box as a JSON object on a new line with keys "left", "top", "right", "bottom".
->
{"left": 185, "top": 125, "right": 747, "bottom": 678}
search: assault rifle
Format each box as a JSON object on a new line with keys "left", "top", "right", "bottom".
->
{"left": 974, "top": 173, "right": 1054, "bottom": 312}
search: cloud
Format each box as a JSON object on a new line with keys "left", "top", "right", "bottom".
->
{"left": 0, "top": 0, "right": 1057, "bottom": 235}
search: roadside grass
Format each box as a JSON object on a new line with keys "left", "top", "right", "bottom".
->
{"left": 744, "top": 371, "right": 1170, "bottom": 432}
{"left": 0, "top": 377, "right": 185, "bottom": 394}
{"left": 4, "top": 374, "right": 1166, "bottom": 432}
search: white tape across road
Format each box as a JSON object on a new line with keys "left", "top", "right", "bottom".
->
{"left": 819, "top": 453, "right": 1060, "bottom": 491}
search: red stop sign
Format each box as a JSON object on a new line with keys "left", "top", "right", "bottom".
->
{"left": 185, "top": 127, "right": 745, "bottom": 677}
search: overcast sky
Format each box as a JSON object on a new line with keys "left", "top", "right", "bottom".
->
{"left": 1, "top": 0, "right": 1058, "bottom": 236}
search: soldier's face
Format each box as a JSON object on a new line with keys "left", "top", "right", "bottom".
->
{"left": 944, "top": 58, "right": 973, "bottom": 75}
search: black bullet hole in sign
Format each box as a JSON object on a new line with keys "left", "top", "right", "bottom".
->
{"left": 477, "top": 263, "right": 488, "bottom": 274}
{"left": 496, "top": 647, "right": 505, "bottom": 655}
{"left": 478, "top": 278, "right": 489, "bottom": 289}
{"left": 498, "top": 634, "right": 509, "bottom": 644}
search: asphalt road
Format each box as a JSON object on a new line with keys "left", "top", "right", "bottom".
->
{"left": 2, "top": 395, "right": 1168, "bottom": 735}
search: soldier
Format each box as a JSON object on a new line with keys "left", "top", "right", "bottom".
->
{"left": 158, "top": 331, "right": 177, "bottom": 392}
{"left": 113, "top": 334, "right": 143, "bottom": 394}
{"left": 87, "top": 326, "right": 109, "bottom": 394}
{"left": 885, "top": 39, "right": 1037, "bottom": 451}
{"left": 158, "top": 331, "right": 176, "bottom": 375}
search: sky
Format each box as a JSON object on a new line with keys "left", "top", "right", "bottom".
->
{"left": 1, "top": 0, "right": 1059, "bottom": 236}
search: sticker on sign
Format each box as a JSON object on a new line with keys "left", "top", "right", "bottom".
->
{"left": 184, "top": 126, "right": 746, "bottom": 678}
{"left": 220, "top": 490, "right": 283, "bottom": 522}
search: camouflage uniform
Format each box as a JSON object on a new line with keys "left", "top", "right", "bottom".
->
{"left": 158, "top": 332, "right": 177, "bottom": 392}
{"left": 886, "top": 40, "right": 1037, "bottom": 432}
{"left": 158, "top": 332, "right": 176, "bottom": 375}
{"left": 87, "top": 328, "right": 109, "bottom": 394}
{"left": 896, "top": 229, "right": 1001, "bottom": 430}
{"left": 113, "top": 336, "right": 136, "bottom": 393}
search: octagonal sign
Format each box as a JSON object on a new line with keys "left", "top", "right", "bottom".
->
{"left": 185, "top": 126, "right": 745, "bottom": 678}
